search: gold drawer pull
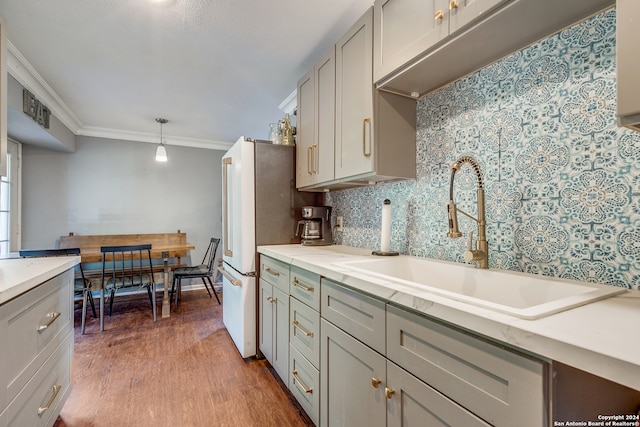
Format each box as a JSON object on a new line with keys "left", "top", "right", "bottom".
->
{"left": 37, "top": 312, "right": 61, "bottom": 332}
{"left": 449, "top": 0, "right": 458, "bottom": 10}
{"left": 266, "top": 296, "right": 277, "bottom": 303}
{"left": 292, "top": 279, "right": 314, "bottom": 293}
{"left": 371, "top": 378, "right": 382, "bottom": 388}
{"left": 385, "top": 387, "right": 395, "bottom": 399}
{"left": 37, "top": 384, "right": 62, "bottom": 415}
{"left": 292, "top": 370, "right": 313, "bottom": 394}
{"left": 434, "top": 10, "right": 444, "bottom": 20}
{"left": 292, "top": 320, "right": 314, "bottom": 337}
{"left": 265, "top": 267, "right": 280, "bottom": 277}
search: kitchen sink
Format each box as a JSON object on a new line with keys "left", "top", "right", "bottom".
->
{"left": 333, "top": 256, "right": 626, "bottom": 319}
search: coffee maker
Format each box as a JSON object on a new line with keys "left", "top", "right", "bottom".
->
{"left": 296, "top": 206, "right": 333, "bottom": 246}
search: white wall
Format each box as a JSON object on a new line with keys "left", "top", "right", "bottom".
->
{"left": 21, "top": 135, "right": 224, "bottom": 264}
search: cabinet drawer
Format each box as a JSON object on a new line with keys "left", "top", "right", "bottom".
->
{"left": 321, "top": 278, "right": 386, "bottom": 355}
{"left": 289, "top": 344, "right": 320, "bottom": 426}
{"left": 290, "top": 266, "right": 320, "bottom": 311}
{"left": 290, "top": 297, "right": 320, "bottom": 368}
{"left": 386, "top": 361, "right": 490, "bottom": 427}
{"left": 387, "top": 305, "right": 548, "bottom": 427}
{"left": 3, "top": 332, "right": 73, "bottom": 427}
{"left": 259, "top": 256, "right": 290, "bottom": 293}
{"left": 1, "top": 270, "right": 73, "bottom": 406}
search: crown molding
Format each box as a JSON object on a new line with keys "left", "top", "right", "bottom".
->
{"left": 77, "top": 126, "right": 234, "bottom": 151}
{"left": 278, "top": 89, "right": 297, "bottom": 115}
{"left": 6, "top": 40, "right": 83, "bottom": 134}
{"left": 6, "top": 40, "right": 234, "bottom": 151}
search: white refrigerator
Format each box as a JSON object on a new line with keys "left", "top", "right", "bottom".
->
{"left": 220, "top": 137, "right": 317, "bottom": 358}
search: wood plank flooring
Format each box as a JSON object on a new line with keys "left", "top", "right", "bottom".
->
{"left": 54, "top": 290, "right": 313, "bottom": 427}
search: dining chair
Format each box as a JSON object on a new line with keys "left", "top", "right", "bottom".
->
{"left": 19, "top": 247, "right": 96, "bottom": 334}
{"left": 100, "top": 243, "right": 156, "bottom": 331}
{"left": 170, "top": 237, "right": 221, "bottom": 311}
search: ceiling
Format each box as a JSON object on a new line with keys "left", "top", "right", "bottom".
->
{"left": 0, "top": 0, "right": 373, "bottom": 151}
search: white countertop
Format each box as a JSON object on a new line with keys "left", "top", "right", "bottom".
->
{"left": 258, "top": 244, "right": 640, "bottom": 391}
{"left": 0, "top": 256, "right": 80, "bottom": 305}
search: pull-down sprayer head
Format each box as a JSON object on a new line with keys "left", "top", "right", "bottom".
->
{"left": 447, "top": 155, "right": 488, "bottom": 269}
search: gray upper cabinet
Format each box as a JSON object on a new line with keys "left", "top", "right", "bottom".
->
{"left": 373, "top": 0, "right": 507, "bottom": 83}
{"left": 617, "top": 0, "right": 640, "bottom": 131}
{"left": 333, "top": 7, "right": 416, "bottom": 190}
{"left": 375, "top": 0, "right": 614, "bottom": 98}
{"left": 296, "top": 48, "right": 336, "bottom": 189}
{"left": 296, "top": 69, "right": 316, "bottom": 189}
{"left": 297, "top": 7, "right": 416, "bottom": 192}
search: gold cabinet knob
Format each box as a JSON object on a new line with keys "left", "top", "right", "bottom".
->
{"left": 434, "top": 10, "right": 444, "bottom": 20}
{"left": 385, "top": 387, "right": 395, "bottom": 399}
{"left": 449, "top": 0, "right": 458, "bottom": 10}
{"left": 371, "top": 378, "right": 382, "bottom": 388}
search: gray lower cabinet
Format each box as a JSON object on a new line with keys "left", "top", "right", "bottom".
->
{"left": 259, "top": 279, "right": 289, "bottom": 381}
{"left": 290, "top": 344, "right": 320, "bottom": 425}
{"left": 259, "top": 255, "right": 291, "bottom": 382}
{"left": 386, "top": 304, "right": 548, "bottom": 426}
{"left": 0, "top": 269, "right": 74, "bottom": 427}
{"left": 289, "top": 266, "right": 322, "bottom": 425}
{"left": 386, "top": 361, "right": 490, "bottom": 427}
{"left": 320, "top": 278, "right": 386, "bottom": 354}
{"left": 320, "top": 319, "right": 386, "bottom": 427}
{"left": 269, "top": 261, "right": 549, "bottom": 426}
{"left": 320, "top": 279, "right": 548, "bottom": 426}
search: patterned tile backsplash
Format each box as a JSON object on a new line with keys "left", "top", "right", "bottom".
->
{"left": 326, "top": 8, "right": 640, "bottom": 290}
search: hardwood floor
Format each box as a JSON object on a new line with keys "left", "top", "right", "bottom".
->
{"left": 54, "top": 289, "right": 313, "bottom": 427}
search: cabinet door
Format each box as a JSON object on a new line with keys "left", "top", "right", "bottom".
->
{"left": 386, "top": 361, "right": 491, "bottom": 427}
{"left": 320, "top": 319, "right": 386, "bottom": 427}
{"left": 258, "top": 279, "right": 274, "bottom": 364}
{"left": 387, "top": 305, "right": 547, "bottom": 426}
{"left": 335, "top": 7, "right": 375, "bottom": 180}
{"left": 271, "top": 287, "right": 289, "bottom": 381}
{"left": 314, "top": 48, "right": 335, "bottom": 184}
{"left": 449, "top": 0, "right": 509, "bottom": 34}
{"left": 296, "top": 69, "right": 315, "bottom": 188}
{"left": 373, "top": 0, "right": 449, "bottom": 82}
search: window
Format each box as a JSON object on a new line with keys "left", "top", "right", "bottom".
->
{"left": 0, "top": 139, "right": 21, "bottom": 256}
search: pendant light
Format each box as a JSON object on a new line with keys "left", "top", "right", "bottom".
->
{"left": 155, "top": 118, "right": 168, "bottom": 162}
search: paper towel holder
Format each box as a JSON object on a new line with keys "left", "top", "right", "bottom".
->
{"left": 373, "top": 199, "right": 399, "bottom": 256}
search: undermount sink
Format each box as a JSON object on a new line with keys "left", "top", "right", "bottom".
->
{"left": 333, "top": 256, "right": 626, "bottom": 319}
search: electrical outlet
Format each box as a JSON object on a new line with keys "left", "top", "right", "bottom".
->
{"left": 336, "top": 216, "right": 343, "bottom": 232}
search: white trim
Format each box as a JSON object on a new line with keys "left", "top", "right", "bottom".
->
{"left": 7, "top": 41, "right": 83, "bottom": 134}
{"left": 77, "top": 126, "right": 234, "bottom": 151}
{"left": 7, "top": 40, "right": 235, "bottom": 152}
{"left": 278, "top": 89, "right": 297, "bottom": 115}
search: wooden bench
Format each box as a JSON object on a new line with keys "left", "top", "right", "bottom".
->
{"left": 59, "top": 231, "right": 193, "bottom": 283}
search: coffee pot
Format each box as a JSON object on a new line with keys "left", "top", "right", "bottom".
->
{"left": 296, "top": 206, "right": 333, "bottom": 246}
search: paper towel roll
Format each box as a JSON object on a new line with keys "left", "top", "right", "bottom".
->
{"left": 380, "top": 199, "right": 391, "bottom": 253}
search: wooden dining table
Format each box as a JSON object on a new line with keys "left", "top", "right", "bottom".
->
{"left": 76, "top": 243, "right": 195, "bottom": 320}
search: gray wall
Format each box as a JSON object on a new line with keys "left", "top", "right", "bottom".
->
{"left": 21, "top": 135, "right": 224, "bottom": 264}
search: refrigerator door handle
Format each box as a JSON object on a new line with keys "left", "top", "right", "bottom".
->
{"left": 218, "top": 266, "right": 242, "bottom": 286}
{"left": 222, "top": 157, "right": 233, "bottom": 257}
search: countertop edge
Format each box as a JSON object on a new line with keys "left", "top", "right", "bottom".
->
{"left": 0, "top": 256, "right": 80, "bottom": 305}
{"left": 258, "top": 244, "right": 640, "bottom": 392}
